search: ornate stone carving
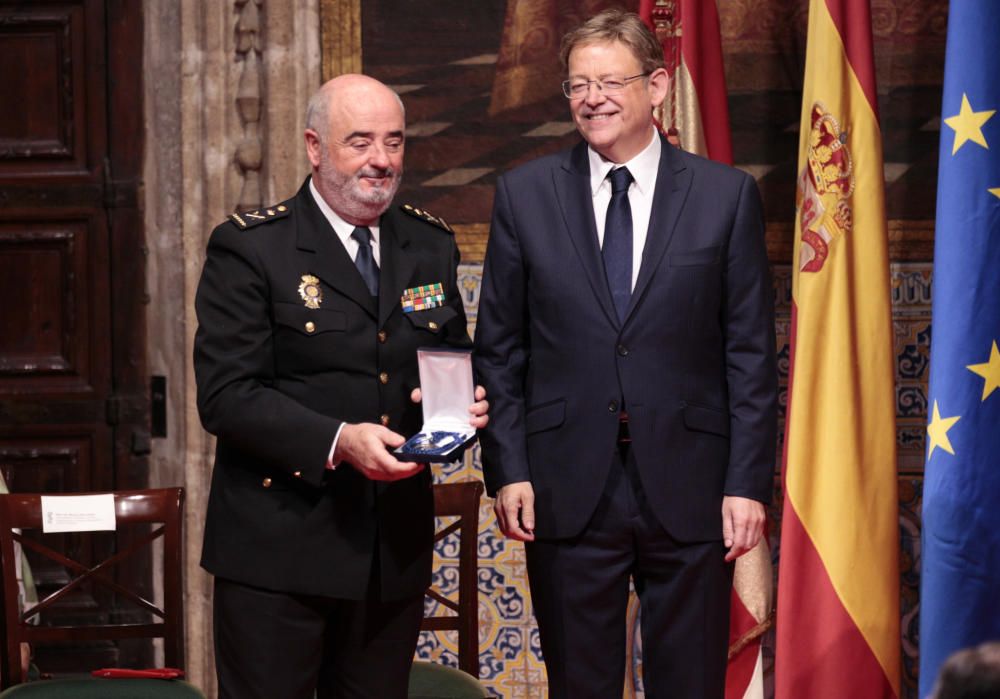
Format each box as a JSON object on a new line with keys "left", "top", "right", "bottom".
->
{"left": 235, "top": 0, "right": 263, "bottom": 212}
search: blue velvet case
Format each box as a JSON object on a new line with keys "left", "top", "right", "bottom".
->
{"left": 395, "top": 348, "right": 477, "bottom": 463}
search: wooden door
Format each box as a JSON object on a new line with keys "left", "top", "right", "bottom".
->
{"left": 0, "top": 0, "right": 148, "bottom": 672}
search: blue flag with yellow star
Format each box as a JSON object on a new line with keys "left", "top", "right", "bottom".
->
{"left": 920, "top": 3, "right": 1000, "bottom": 695}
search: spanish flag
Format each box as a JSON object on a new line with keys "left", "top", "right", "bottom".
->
{"left": 638, "top": 0, "right": 732, "bottom": 164}
{"left": 775, "top": 0, "right": 900, "bottom": 697}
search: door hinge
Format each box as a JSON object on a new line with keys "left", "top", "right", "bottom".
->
{"left": 151, "top": 375, "right": 167, "bottom": 438}
{"left": 102, "top": 156, "right": 116, "bottom": 209}
{"left": 106, "top": 395, "right": 122, "bottom": 426}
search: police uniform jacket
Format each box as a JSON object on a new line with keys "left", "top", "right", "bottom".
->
{"left": 194, "top": 177, "right": 469, "bottom": 600}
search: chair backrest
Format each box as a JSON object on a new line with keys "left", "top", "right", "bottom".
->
{"left": 0, "top": 488, "right": 185, "bottom": 688}
{"left": 424, "top": 481, "right": 484, "bottom": 678}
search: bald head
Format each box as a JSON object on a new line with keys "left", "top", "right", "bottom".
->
{"left": 305, "top": 74, "right": 405, "bottom": 141}
{"left": 304, "top": 75, "right": 406, "bottom": 226}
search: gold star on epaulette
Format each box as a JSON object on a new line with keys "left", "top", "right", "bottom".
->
{"left": 401, "top": 203, "right": 453, "bottom": 233}
{"left": 229, "top": 204, "right": 291, "bottom": 229}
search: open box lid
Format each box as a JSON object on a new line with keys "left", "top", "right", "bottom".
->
{"left": 395, "top": 347, "right": 477, "bottom": 462}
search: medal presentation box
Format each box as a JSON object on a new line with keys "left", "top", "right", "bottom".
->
{"left": 395, "top": 348, "right": 477, "bottom": 463}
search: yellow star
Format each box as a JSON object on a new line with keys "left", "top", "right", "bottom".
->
{"left": 990, "top": 187, "right": 1000, "bottom": 199}
{"left": 927, "top": 400, "right": 961, "bottom": 461}
{"left": 967, "top": 340, "right": 1000, "bottom": 401}
{"left": 944, "top": 94, "right": 995, "bottom": 154}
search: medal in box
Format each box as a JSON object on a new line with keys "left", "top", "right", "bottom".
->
{"left": 395, "top": 348, "right": 477, "bottom": 462}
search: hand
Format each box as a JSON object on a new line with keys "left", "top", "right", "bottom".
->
{"left": 410, "top": 385, "right": 490, "bottom": 429}
{"left": 722, "top": 495, "right": 765, "bottom": 562}
{"left": 20, "top": 642, "right": 30, "bottom": 678}
{"left": 494, "top": 481, "right": 535, "bottom": 541}
{"left": 334, "top": 423, "right": 424, "bottom": 481}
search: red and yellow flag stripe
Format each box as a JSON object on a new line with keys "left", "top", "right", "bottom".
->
{"left": 640, "top": 0, "right": 733, "bottom": 164}
{"left": 775, "top": 0, "right": 900, "bottom": 697}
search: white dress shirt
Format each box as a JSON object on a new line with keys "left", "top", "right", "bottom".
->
{"left": 588, "top": 129, "right": 661, "bottom": 290}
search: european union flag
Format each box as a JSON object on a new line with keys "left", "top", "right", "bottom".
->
{"left": 919, "top": 3, "right": 1000, "bottom": 696}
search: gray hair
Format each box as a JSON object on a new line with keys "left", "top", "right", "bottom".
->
{"left": 560, "top": 8, "right": 666, "bottom": 75}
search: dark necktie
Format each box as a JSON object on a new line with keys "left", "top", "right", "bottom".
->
{"left": 351, "top": 226, "right": 379, "bottom": 296}
{"left": 602, "top": 167, "right": 633, "bottom": 321}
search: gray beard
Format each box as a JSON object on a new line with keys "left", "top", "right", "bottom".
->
{"left": 316, "top": 156, "right": 402, "bottom": 221}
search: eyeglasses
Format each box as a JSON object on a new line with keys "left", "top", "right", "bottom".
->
{"left": 561, "top": 73, "right": 650, "bottom": 99}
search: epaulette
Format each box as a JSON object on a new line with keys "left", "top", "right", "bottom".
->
{"left": 400, "top": 204, "right": 453, "bottom": 233}
{"left": 229, "top": 203, "right": 291, "bottom": 230}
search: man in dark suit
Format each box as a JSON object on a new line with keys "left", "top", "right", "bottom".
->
{"left": 474, "top": 10, "right": 777, "bottom": 698}
{"left": 194, "top": 74, "right": 488, "bottom": 699}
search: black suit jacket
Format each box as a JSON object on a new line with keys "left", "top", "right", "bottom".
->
{"left": 194, "top": 178, "right": 469, "bottom": 600}
{"left": 474, "top": 137, "right": 778, "bottom": 542}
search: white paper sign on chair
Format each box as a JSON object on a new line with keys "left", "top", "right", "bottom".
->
{"left": 40, "top": 494, "right": 117, "bottom": 533}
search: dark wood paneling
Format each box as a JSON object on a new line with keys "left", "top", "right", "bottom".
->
{"left": 0, "top": 217, "right": 111, "bottom": 395}
{"left": 0, "top": 12, "right": 73, "bottom": 156}
{"left": 0, "top": 434, "right": 96, "bottom": 497}
{"left": 0, "top": 0, "right": 147, "bottom": 673}
{"left": 0, "top": 2, "right": 95, "bottom": 176}
{"left": 105, "top": 0, "right": 149, "bottom": 488}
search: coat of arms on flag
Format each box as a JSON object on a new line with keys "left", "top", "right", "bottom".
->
{"left": 796, "top": 103, "right": 855, "bottom": 273}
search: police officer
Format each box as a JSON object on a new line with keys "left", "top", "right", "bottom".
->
{"left": 194, "top": 74, "right": 488, "bottom": 699}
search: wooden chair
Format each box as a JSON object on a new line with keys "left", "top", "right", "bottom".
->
{"left": 408, "top": 480, "right": 489, "bottom": 699}
{"left": 0, "top": 488, "right": 204, "bottom": 697}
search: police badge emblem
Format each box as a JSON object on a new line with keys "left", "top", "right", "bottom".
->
{"left": 298, "top": 274, "right": 323, "bottom": 309}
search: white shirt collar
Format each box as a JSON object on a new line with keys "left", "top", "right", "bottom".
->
{"left": 588, "top": 129, "right": 661, "bottom": 197}
{"left": 308, "top": 177, "right": 381, "bottom": 248}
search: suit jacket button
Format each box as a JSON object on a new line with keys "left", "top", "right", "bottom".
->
{"left": 378, "top": 330, "right": 388, "bottom": 343}
{"left": 380, "top": 414, "right": 390, "bottom": 426}
{"left": 608, "top": 400, "right": 618, "bottom": 413}
{"left": 262, "top": 477, "right": 272, "bottom": 488}
{"left": 379, "top": 372, "right": 389, "bottom": 385}
{"left": 293, "top": 470, "right": 302, "bottom": 478}
{"left": 617, "top": 344, "right": 628, "bottom": 356}
{"left": 305, "top": 321, "right": 316, "bottom": 333}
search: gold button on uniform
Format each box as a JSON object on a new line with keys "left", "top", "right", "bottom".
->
{"left": 380, "top": 414, "right": 390, "bottom": 426}
{"left": 378, "top": 330, "right": 388, "bottom": 343}
{"left": 428, "top": 321, "right": 439, "bottom": 330}
{"left": 379, "top": 372, "right": 389, "bottom": 385}
{"left": 293, "top": 471, "right": 302, "bottom": 478}
{"left": 305, "top": 321, "right": 316, "bottom": 333}
{"left": 262, "top": 477, "right": 272, "bottom": 488}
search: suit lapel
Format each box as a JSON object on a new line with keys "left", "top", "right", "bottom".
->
{"left": 553, "top": 142, "right": 620, "bottom": 327}
{"left": 377, "top": 210, "right": 417, "bottom": 328}
{"left": 294, "top": 180, "right": 377, "bottom": 319}
{"left": 624, "top": 138, "right": 692, "bottom": 323}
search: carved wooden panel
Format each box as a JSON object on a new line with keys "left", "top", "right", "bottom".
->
{"left": 0, "top": 218, "right": 108, "bottom": 394}
{"left": 0, "top": 434, "right": 95, "bottom": 497}
{"left": 0, "top": 0, "right": 145, "bottom": 675}
{"left": 0, "top": 2, "right": 91, "bottom": 175}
